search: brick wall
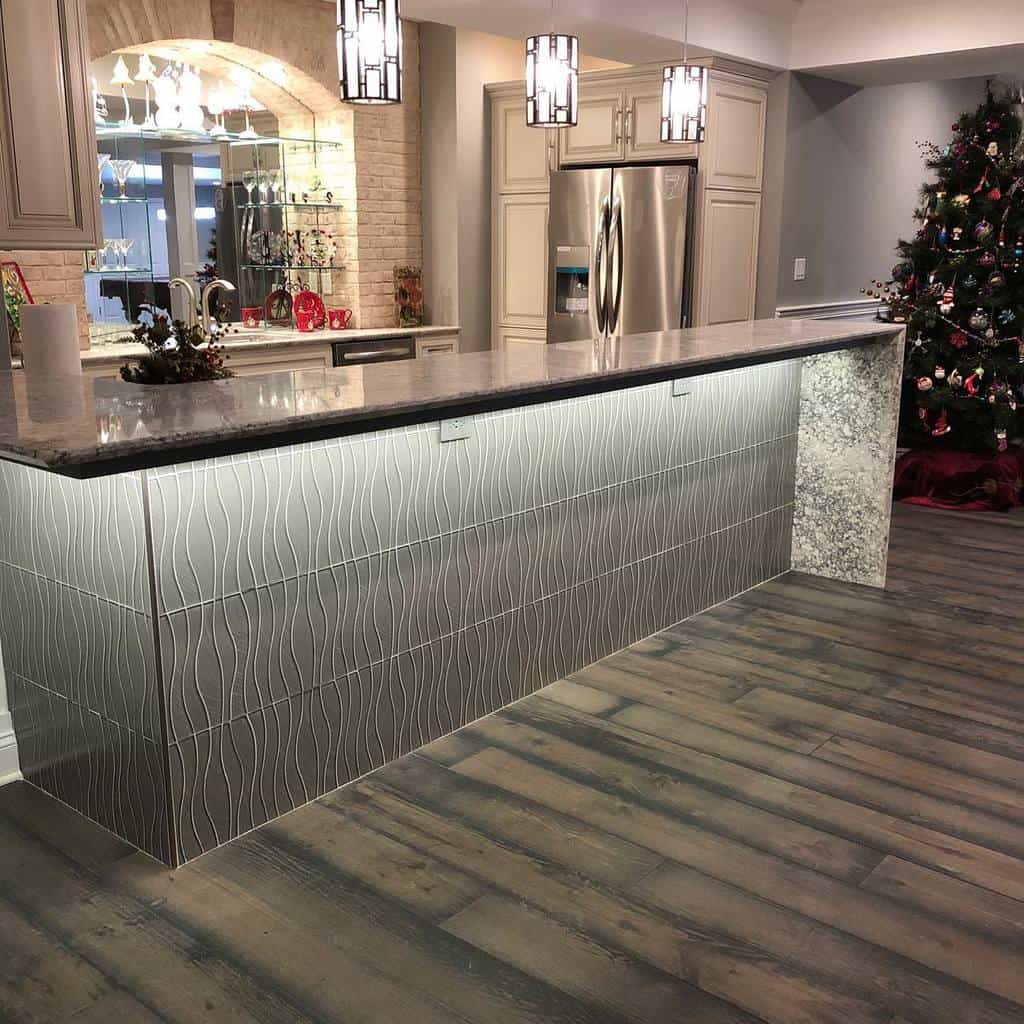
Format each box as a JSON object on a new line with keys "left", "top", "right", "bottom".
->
{"left": 352, "top": 22, "right": 424, "bottom": 328}
{"left": 0, "top": 250, "right": 89, "bottom": 349}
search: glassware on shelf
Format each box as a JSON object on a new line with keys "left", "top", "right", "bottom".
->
{"left": 268, "top": 170, "right": 281, "bottom": 204}
{"left": 97, "top": 153, "right": 111, "bottom": 197}
{"left": 242, "top": 170, "right": 257, "bottom": 205}
{"left": 121, "top": 237, "right": 135, "bottom": 269}
{"left": 257, "top": 172, "right": 271, "bottom": 205}
{"left": 110, "top": 159, "right": 136, "bottom": 199}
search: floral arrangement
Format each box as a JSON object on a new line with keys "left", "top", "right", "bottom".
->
{"left": 119, "top": 306, "right": 234, "bottom": 385}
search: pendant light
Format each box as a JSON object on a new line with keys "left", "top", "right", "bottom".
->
{"left": 525, "top": 0, "right": 578, "bottom": 128}
{"left": 337, "top": 0, "right": 403, "bottom": 105}
{"left": 661, "top": 0, "right": 707, "bottom": 143}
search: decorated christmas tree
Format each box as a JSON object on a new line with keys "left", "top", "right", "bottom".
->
{"left": 870, "top": 83, "right": 1024, "bottom": 452}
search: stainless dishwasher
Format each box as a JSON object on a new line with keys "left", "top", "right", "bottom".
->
{"left": 331, "top": 334, "right": 416, "bottom": 366}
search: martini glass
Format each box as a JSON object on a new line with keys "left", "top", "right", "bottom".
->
{"left": 121, "top": 237, "right": 135, "bottom": 270}
{"left": 242, "top": 170, "right": 257, "bottom": 206}
{"left": 97, "top": 153, "right": 111, "bottom": 198}
{"left": 110, "top": 159, "right": 136, "bottom": 199}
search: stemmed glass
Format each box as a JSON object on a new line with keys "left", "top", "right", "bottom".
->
{"left": 110, "top": 159, "right": 136, "bottom": 199}
{"left": 97, "top": 154, "right": 111, "bottom": 198}
{"left": 120, "top": 238, "right": 135, "bottom": 270}
{"left": 242, "top": 170, "right": 257, "bottom": 206}
{"left": 258, "top": 171, "right": 271, "bottom": 205}
{"left": 268, "top": 169, "right": 281, "bottom": 204}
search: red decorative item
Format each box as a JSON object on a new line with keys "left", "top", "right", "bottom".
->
{"left": 241, "top": 306, "right": 262, "bottom": 329}
{"left": 328, "top": 308, "right": 353, "bottom": 330}
{"left": 1, "top": 261, "right": 34, "bottom": 306}
{"left": 294, "top": 290, "right": 326, "bottom": 329}
{"left": 931, "top": 410, "right": 951, "bottom": 437}
{"left": 894, "top": 448, "right": 1024, "bottom": 510}
{"left": 296, "top": 309, "right": 318, "bottom": 333}
{"left": 949, "top": 331, "right": 968, "bottom": 349}
{"left": 264, "top": 288, "right": 293, "bottom": 328}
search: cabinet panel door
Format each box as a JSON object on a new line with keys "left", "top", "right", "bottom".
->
{"left": 559, "top": 88, "right": 625, "bottom": 165}
{"left": 625, "top": 82, "right": 698, "bottom": 163}
{"left": 705, "top": 76, "right": 767, "bottom": 191}
{"left": 229, "top": 348, "right": 332, "bottom": 376}
{"left": 496, "top": 327, "right": 547, "bottom": 349}
{"left": 497, "top": 194, "right": 549, "bottom": 329}
{"left": 0, "top": 0, "right": 101, "bottom": 250}
{"left": 695, "top": 189, "right": 761, "bottom": 326}
{"left": 417, "top": 333, "right": 460, "bottom": 357}
{"left": 494, "top": 94, "right": 553, "bottom": 194}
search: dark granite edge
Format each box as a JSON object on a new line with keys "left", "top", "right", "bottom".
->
{"left": 18, "top": 329, "right": 897, "bottom": 480}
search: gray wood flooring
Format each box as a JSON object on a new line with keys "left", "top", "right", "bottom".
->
{"left": 2, "top": 502, "right": 1023, "bottom": 1023}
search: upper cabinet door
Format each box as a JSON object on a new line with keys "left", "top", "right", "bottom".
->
{"left": 0, "top": 0, "right": 102, "bottom": 250}
{"left": 624, "top": 79, "right": 697, "bottom": 163}
{"left": 559, "top": 87, "right": 626, "bottom": 166}
{"left": 494, "top": 93, "right": 554, "bottom": 194}
{"left": 704, "top": 75, "right": 767, "bottom": 191}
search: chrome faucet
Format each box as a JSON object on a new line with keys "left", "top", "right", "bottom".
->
{"left": 200, "top": 279, "right": 237, "bottom": 336}
{"left": 168, "top": 277, "right": 198, "bottom": 327}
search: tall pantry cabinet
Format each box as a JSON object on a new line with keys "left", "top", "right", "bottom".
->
{"left": 488, "top": 60, "right": 772, "bottom": 350}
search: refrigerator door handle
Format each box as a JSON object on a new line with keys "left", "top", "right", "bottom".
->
{"left": 594, "top": 197, "right": 610, "bottom": 335}
{"left": 608, "top": 198, "right": 624, "bottom": 334}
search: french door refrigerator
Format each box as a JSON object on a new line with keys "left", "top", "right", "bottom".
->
{"left": 547, "top": 165, "right": 695, "bottom": 343}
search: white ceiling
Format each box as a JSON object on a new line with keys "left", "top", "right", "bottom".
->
{"left": 375, "top": 0, "right": 1024, "bottom": 87}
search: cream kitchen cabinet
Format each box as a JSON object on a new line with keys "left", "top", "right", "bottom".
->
{"left": 496, "top": 327, "right": 547, "bottom": 348}
{"left": 0, "top": 0, "right": 102, "bottom": 250}
{"left": 694, "top": 189, "right": 761, "bottom": 326}
{"left": 494, "top": 193, "right": 549, "bottom": 331}
{"left": 493, "top": 93, "right": 555, "bottom": 194}
{"left": 703, "top": 75, "right": 767, "bottom": 191}
{"left": 416, "top": 333, "right": 460, "bottom": 357}
{"left": 559, "top": 86, "right": 626, "bottom": 165}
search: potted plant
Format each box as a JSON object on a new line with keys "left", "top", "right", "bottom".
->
{"left": 119, "top": 307, "right": 234, "bottom": 385}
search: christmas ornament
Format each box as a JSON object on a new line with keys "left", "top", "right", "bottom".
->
{"left": 965, "top": 369, "right": 984, "bottom": 396}
{"left": 996, "top": 428, "right": 1008, "bottom": 451}
{"left": 938, "top": 226, "right": 949, "bottom": 246}
{"left": 934, "top": 365, "right": 947, "bottom": 379}
{"left": 999, "top": 308, "right": 1016, "bottom": 324}
{"left": 980, "top": 252, "right": 996, "bottom": 267}
{"left": 968, "top": 308, "right": 989, "bottom": 331}
{"left": 987, "top": 141, "right": 999, "bottom": 157}
{"left": 988, "top": 187, "right": 1003, "bottom": 201}
{"left": 988, "top": 271, "right": 1007, "bottom": 290}
{"left": 962, "top": 274, "right": 978, "bottom": 289}
{"left": 949, "top": 369, "right": 964, "bottom": 387}
{"left": 952, "top": 227, "right": 964, "bottom": 242}
{"left": 952, "top": 193, "right": 970, "bottom": 207}
{"left": 939, "top": 287, "right": 955, "bottom": 314}
{"left": 917, "top": 376, "right": 934, "bottom": 391}
{"left": 932, "top": 410, "right": 952, "bottom": 437}
{"left": 975, "top": 220, "right": 994, "bottom": 242}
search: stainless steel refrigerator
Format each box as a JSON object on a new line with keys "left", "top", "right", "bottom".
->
{"left": 547, "top": 165, "right": 695, "bottom": 343}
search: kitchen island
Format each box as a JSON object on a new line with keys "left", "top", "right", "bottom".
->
{"left": 0, "top": 319, "right": 904, "bottom": 865}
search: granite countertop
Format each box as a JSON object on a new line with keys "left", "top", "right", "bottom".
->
{"left": 0, "top": 319, "right": 902, "bottom": 478}
{"left": 78, "top": 324, "right": 461, "bottom": 366}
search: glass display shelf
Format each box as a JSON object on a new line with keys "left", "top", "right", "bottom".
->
{"left": 240, "top": 202, "right": 343, "bottom": 211}
{"left": 100, "top": 197, "right": 150, "bottom": 205}
{"left": 240, "top": 264, "right": 346, "bottom": 272}
{"left": 85, "top": 267, "right": 154, "bottom": 276}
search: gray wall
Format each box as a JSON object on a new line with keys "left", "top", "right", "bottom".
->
{"left": 774, "top": 73, "right": 990, "bottom": 310}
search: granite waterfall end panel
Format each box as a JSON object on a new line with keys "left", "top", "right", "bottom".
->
{"left": 147, "top": 360, "right": 801, "bottom": 862}
{"left": 792, "top": 331, "right": 905, "bottom": 588}
{"left": 0, "top": 462, "right": 171, "bottom": 863}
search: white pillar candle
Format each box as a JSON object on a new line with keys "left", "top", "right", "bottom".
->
{"left": 20, "top": 304, "right": 82, "bottom": 381}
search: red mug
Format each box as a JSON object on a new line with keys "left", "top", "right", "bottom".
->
{"left": 328, "top": 308, "right": 353, "bottom": 330}
{"left": 296, "top": 309, "right": 318, "bottom": 333}
{"left": 241, "top": 307, "right": 262, "bottom": 329}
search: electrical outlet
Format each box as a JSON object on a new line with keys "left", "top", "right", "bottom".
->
{"left": 440, "top": 417, "right": 472, "bottom": 443}
{"left": 672, "top": 379, "right": 691, "bottom": 398}
{"left": 793, "top": 257, "right": 807, "bottom": 282}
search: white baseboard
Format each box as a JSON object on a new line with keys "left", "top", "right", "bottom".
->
{"left": 0, "top": 711, "right": 21, "bottom": 786}
{"left": 775, "top": 298, "right": 883, "bottom": 321}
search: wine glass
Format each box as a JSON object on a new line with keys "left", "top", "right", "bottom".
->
{"left": 258, "top": 171, "right": 270, "bottom": 205}
{"left": 242, "top": 170, "right": 257, "bottom": 205}
{"left": 268, "top": 169, "right": 281, "bottom": 204}
{"left": 97, "top": 153, "right": 111, "bottom": 198}
{"left": 121, "top": 238, "right": 135, "bottom": 270}
{"left": 110, "top": 159, "right": 136, "bottom": 199}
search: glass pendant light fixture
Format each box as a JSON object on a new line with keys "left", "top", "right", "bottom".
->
{"left": 525, "top": 0, "right": 578, "bottom": 128}
{"left": 337, "top": 0, "right": 403, "bottom": 105}
{"left": 661, "top": 0, "right": 707, "bottom": 143}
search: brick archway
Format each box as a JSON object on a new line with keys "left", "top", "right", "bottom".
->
{"left": 84, "top": 0, "right": 424, "bottom": 329}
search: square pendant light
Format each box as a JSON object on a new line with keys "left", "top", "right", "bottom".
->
{"left": 526, "top": 33, "right": 579, "bottom": 128}
{"left": 661, "top": 64, "right": 707, "bottom": 143}
{"left": 337, "top": 0, "right": 403, "bottom": 105}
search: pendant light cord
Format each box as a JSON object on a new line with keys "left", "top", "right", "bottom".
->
{"left": 683, "top": 0, "right": 690, "bottom": 65}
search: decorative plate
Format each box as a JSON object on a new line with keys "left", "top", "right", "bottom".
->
{"left": 293, "top": 289, "right": 326, "bottom": 329}
{"left": 264, "top": 287, "right": 293, "bottom": 327}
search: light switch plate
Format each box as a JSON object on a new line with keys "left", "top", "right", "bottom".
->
{"left": 440, "top": 417, "right": 472, "bottom": 443}
{"left": 793, "top": 258, "right": 807, "bottom": 282}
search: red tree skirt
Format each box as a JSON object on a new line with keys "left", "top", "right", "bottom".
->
{"left": 893, "top": 447, "right": 1024, "bottom": 511}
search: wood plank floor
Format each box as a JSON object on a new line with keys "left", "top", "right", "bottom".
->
{"left": 3, "top": 502, "right": 1024, "bottom": 1023}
